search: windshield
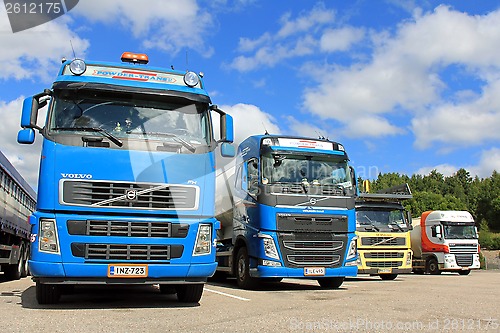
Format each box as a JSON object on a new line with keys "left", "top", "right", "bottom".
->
{"left": 356, "top": 208, "right": 409, "bottom": 232}
{"left": 262, "top": 153, "right": 352, "bottom": 188}
{"left": 48, "top": 90, "right": 211, "bottom": 148}
{"left": 443, "top": 224, "right": 478, "bottom": 239}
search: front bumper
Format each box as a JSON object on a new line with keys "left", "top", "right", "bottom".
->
{"left": 250, "top": 265, "right": 358, "bottom": 278}
{"left": 357, "top": 267, "right": 412, "bottom": 275}
{"left": 29, "top": 260, "right": 217, "bottom": 284}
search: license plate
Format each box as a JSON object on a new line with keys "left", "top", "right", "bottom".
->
{"left": 304, "top": 267, "right": 325, "bottom": 276}
{"left": 378, "top": 268, "right": 392, "bottom": 274}
{"left": 108, "top": 264, "right": 148, "bottom": 278}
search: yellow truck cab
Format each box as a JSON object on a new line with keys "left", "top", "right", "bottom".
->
{"left": 355, "top": 184, "right": 413, "bottom": 280}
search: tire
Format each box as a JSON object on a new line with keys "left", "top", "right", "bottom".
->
{"left": 317, "top": 277, "right": 344, "bottom": 289}
{"left": 36, "top": 282, "right": 61, "bottom": 304}
{"left": 458, "top": 270, "right": 471, "bottom": 276}
{"left": 426, "top": 258, "right": 441, "bottom": 275}
{"left": 20, "top": 244, "right": 29, "bottom": 278}
{"left": 236, "top": 247, "right": 258, "bottom": 289}
{"left": 175, "top": 284, "right": 204, "bottom": 303}
{"left": 159, "top": 285, "right": 177, "bottom": 294}
{"left": 380, "top": 274, "right": 398, "bottom": 281}
{"left": 3, "top": 245, "right": 24, "bottom": 280}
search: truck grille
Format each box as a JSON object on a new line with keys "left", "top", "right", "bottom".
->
{"left": 367, "top": 261, "right": 401, "bottom": 268}
{"left": 67, "top": 220, "right": 189, "bottom": 238}
{"left": 455, "top": 254, "right": 473, "bottom": 267}
{"left": 449, "top": 243, "right": 478, "bottom": 254}
{"left": 61, "top": 180, "right": 199, "bottom": 210}
{"left": 71, "top": 243, "right": 183, "bottom": 261}
{"left": 361, "top": 237, "right": 406, "bottom": 246}
{"left": 278, "top": 233, "right": 346, "bottom": 268}
{"left": 287, "top": 254, "right": 341, "bottom": 266}
{"left": 283, "top": 240, "right": 343, "bottom": 251}
{"left": 277, "top": 214, "right": 348, "bottom": 233}
{"left": 364, "top": 252, "right": 404, "bottom": 259}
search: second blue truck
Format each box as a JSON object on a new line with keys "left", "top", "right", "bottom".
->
{"left": 215, "top": 135, "right": 358, "bottom": 288}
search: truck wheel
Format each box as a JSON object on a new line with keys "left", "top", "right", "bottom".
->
{"left": 175, "top": 284, "right": 204, "bottom": 303}
{"left": 236, "top": 247, "right": 258, "bottom": 289}
{"left": 458, "top": 270, "right": 471, "bottom": 276}
{"left": 380, "top": 274, "right": 398, "bottom": 280}
{"left": 317, "top": 277, "right": 344, "bottom": 289}
{"left": 426, "top": 258, "right": 441, "bottom": 275}
{"left": 36, "top": 282, "right": 61, "bottom": 304}
{"left": 159, "top": 285, "right": 177, "bottom": 294}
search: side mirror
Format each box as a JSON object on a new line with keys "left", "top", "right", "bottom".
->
{"left": 17, "top": 128, "right": 35, "bottom": 144}
{"left": 349, "top": 166, "right": 358, "bottom": 195}
{"left": 210, "top": 105, "right": 234, "bottom": 143}
{"left": 406, "top": 211, "right": 413, "bottom": 230}
{"left": 221, "top": 142, "right": 235, "bottom": 157}
{"left": 432, "top": 225, "right": 442, "bottom": 238}
{"left": 219, "top": 113, "right": 234, "bottom": 143}
{"left": 20, "top": 90, "right": 50, "bottom": 130}
{"left": 435, "top": 225, "right": 442, "bottom": 238}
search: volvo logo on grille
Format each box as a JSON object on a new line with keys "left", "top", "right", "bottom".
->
{"left": 309, "top": 198, "right": 317, "bottom": 205}
{"left": 125, "top": 189, "right": 138, "bottom": 201}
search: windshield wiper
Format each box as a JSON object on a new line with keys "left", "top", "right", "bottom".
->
{"left": 360, "top": 215, "right": 379, "bottom": 231}
{"left": 389, "top": 223, "right": 405, "bottom": 232}
{"left": 53, "top": 127, "right": 123, "bottom": 147}
{"left": 130, "top": 131, "right": 196, "bottom": 153}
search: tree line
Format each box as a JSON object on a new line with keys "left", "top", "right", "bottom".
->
{"left": 361, "top": 169, "right": 500, "bottom": 231}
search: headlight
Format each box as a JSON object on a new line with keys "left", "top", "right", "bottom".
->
{"left": 193, "top": 224, "right": 212, "bottom": 256}
{"left": 39, "top": 219, "right": 59, "bottom": 253}
{"left": 406, "top": 252, "right": 412, "bottom": 265}
{"left": 346, "top": 237, "right": 357, "bottom": 260}
{"left": 259, "top": 233, "right": 280, "bottom": 260}
{"left": 69, "top": 59, "right": 86, "bottom": 75}
{"left": 184, "top": 71, "right": 199, "bottom": 87}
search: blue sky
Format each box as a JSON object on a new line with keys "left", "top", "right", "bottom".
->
{"left": 1, "top": 0, "right": 500, "bottom": 189}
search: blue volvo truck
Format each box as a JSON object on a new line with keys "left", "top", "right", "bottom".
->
{"left": 17, "top": 52, "right": 234, "bottom": 304}
{"left": 215, "top": 135, "right": 358, "bottom": 289}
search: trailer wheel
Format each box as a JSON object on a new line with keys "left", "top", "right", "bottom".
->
{"left": 458, "top": 270, "right": 471, "bottom": 276}
{"left": 36, "top": 282, "right": 61, "bottom": 304}
{"left": 236, "top": 247, "right": 258, "bottom": 289}
{"left": 317, "top": 277, "right": 344, "bottom": 289}
{"left": 175, "top": 284, "right": 204, "bottom": 303}
{"left": 3, "top": 245, "right": 25, "bottom": 280}
{"left": 380, "top": 274, "right": 398, "bottom": 280}
{"left": 426, "top": 258, "right": 441, "bottom": 275}
{"left": 20, "top": 245, "right": 29, "bottom": 278}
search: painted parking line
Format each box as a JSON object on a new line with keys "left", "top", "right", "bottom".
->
{"left": 204, "top": 287, "right": 251, "bottom": 301}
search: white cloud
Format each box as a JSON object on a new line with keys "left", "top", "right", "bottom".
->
{"left": 412, "top": 78, "right": 500, "bottom": 149}
{"left": 302, "top": 6, "right": 500, "bottom": 142}
{"left": 415, "top": 164, "right": 458, "bottom": 178}
{"left": 285, "top": 116, "right": 335, "bottom": 140}
{"left": 0, "top": 97, "right": 47, "bottom": 189}
{"left": 0, "top": 6, "right": 89, "bottom": 82}
{"left": 320, "top": 27, "right": 365, "bottom": 52}
{"left": 469, "top": 147, "right": 500, "bottom": 177}
{"left": 228, "top": 3, "right": 357, "bottom": 72}
{"left": 415, "top": 147, "right": 500, "bottom": 178}
{"left": 72, "top": 0, "right": 214, "bottom": 56}
{"left": 217, "top": 103, "right": 281, "bottom": 145}
{"left": 277, "top": 3, "right": 335, "bottom": 38}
